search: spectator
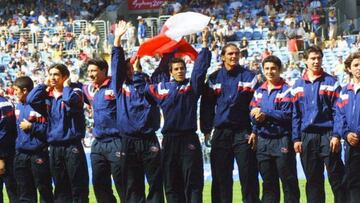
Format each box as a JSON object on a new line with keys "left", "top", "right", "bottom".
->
{"left": 89, "top": 30, "right": 100, "bottom": 49}
{"left": 276, "top": 21, "right": 287, "bottom": 48}
{"left": 125, "top": 22, "right": 136, "bottom": 52}
{"left": 239, "top": 37, "right": 249, "bottom": 58}
{"left": 137, "top": 16, "right": 147, "bottom": 45}
{"left": 5, "top": 81, "right": 14, "bottom": 96}
{"left": 64, "top": 32, "right": 75, "bottom": 50}
{"left": 261, "top": 48, "right": 272, "bottom": 60}
{"left": 328, "top": 8, "right": 337, "bottom": 40}
{"left": 286, "top": 22, "right": 299, "bottom": 61}
{"left": 311, "top": 10, "right": 321, "bottom": 36}
{"left": 8, "top": 20, "right": 19, "bottom": 34}
{"left": 38, "top": 11, "right": 48, "bottom": 27}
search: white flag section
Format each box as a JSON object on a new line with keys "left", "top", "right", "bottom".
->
{"left": 160, "top": 12, "right": 211, "bottom": 41}
{"left": 133, "top": 12, "right": 210, "bottom": 62}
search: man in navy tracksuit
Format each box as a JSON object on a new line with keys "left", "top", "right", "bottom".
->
{"left": 250, "top": 56, "right": 299, "bottom": 203}
{"left": 292, "top": 46, "right": 345, "bottom": 203}
{"left": 334, "top": 52, "right": 360, "bottom": 203}
{"left": 111, "top": 21, "right": 164, "bottom": 203}
{"left": 83, "top": 54, "right": 123, "bottom": 203}
{"left": 27, "top": 64, "right": 89, "bottom": 203}
{"left": 0, "top": 96, "right": 18, "bottom": 203}
{"left": 146, "top": 33, "right": 211, "bottom": 203}
{"left": 13, "top": 76, "right": 53, "bottom": 203}
{"left": 200, "top": 43, "right": 260, "bottom": 203}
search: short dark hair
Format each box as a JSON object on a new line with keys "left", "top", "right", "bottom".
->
{"left": 344, "top": 52, "right": 360, "bottom": 76}
{"left": 87, "top": 57, "right": 109, "bottom": 75}
{"left": 169, "top": 57, "right": 186, "bottom": 72}
{"left": 14, "top": 76, "right": 34, "bottom": 91}
{"left": 303, "top": 46, "right": 323, "bottom": 59}
{"left": 220, "top": 43, "right": 239, "bottom": 56}
{"left": 48, "top": 64, "right": 70, "bottom": 78}
{"left": 262, "top": 55, "right": 283, "bottom": 71}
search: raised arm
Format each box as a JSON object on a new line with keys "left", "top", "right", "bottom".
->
{"left": 191, "top": 28, "right": 212, "bottom": 97}
{"left": 151, "top": 52, "right": 173, "bottom": 84}
{"left": 111, "top": 20, "right": 128, "bottom": 94}
{"left": 26, "top": 84, "right": 49, "bottom": 116}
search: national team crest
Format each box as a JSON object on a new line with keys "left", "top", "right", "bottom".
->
{"left": 150, "top": 146, "right": 159, "bottom": 152}
{"left": 115, "top": 151, "right": 121, "bottom": 157}
{"left": 187, "top": 144, "right": 196, "bottom": 150}
{"left": 72, "top": 147, "right": 79, "bottom": 154}
{"left": 280, "top": 147, "right": 289, "bottom": 153}
{"left": 35, "top": 158, "right": 44, "bottom": 164}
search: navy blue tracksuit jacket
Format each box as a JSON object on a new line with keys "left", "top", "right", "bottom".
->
{"left": 291, "top": 70, "right": 340, "bottom": 141}
{"left": 15, "top": 103, "right": 47, "bottom": 151}
{"left": 0, "top": 96, "right": 16, "bottom": 157}
{"left": 27, "top": 84, "right": 86, "bottom": 143}
{"left": 146, "top": 47, "right": 212, "bottom": 134}
{"left": 200, "top": 65, "right": 258, "bottom": 134}
{"left": 83, "top": 77, "right": 119, "bottom": 140}
{"left": 250, "top": 79, "right": 292, "bottom": 138}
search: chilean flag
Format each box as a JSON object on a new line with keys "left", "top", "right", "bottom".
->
{"left": 131, "top": 12, "right": 210, "bottom": 63}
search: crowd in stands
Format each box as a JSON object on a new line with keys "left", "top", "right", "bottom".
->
{"left": 168, "top": 0, "right": 354, "bottom": 86}
{"left": 0, "top": 0, "right": 113, "bottom": 142}
{"left": 0, "top": 0, "right": 112, "bottom": 95}
{"left": 0, "top": 0, "right": 359, "bottom": 146}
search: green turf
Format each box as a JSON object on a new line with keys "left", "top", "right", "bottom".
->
{"left": 3, "top": 180, "right": 334, "bottom": 202}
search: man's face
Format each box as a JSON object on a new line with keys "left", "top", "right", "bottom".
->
{"left": 87, "top": 64, "right": 107, "bottom": 86}
{"left": 222, "top": 45, "right": 240, "bottom": 71}
{"left": 13, "top": 85, "right": 26, "bottom": 103}
{"left": 348, "top": 58, "right": 360, "bottom": 81}
{"left": 263, "top": 62, "right": 281, "bottom": 83}
{"left": 48, "top": 68, "right": 67, "bottom": 89}
{"left": 306, "top": 52, "right": 323, "bottom": 73}
{"left": 170, "top": 62, "right": 186, "bottom": 82}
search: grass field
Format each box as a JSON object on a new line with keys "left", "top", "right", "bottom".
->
{"left": 4, "top": 180, "right": 334, "bottom": 202}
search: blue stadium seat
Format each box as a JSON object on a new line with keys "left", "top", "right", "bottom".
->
{"left": 252, "top": 31, "right": 262, "bottom": 40}
{"left": 244, "top": 31, "right": 253, "bottom": 40}
{"left": 235, "top": 31, "right": 244, "bottom": 41}
{"left": 1, "top": 54, "right": 11, "bottom": 65}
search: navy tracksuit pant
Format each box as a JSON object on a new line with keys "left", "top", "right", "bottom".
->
{"left": 300, "top": 131, "right": 345, "bottom": 203}
{"left": 121, "top": 133, "right": 164, "bottom": 203}
{"left": 14, "top": 149, "right": 53, "bottom": 203}
{"left": 343, "top": 141, "right": 360, "bottom": 203}
{"left": 0, "top": 155, "right": 18, "bottom": 203}
{"left": 257, "top": 135, "right": 300, "bottom": 203}
{"left": 91, "top": 137, "right": 123, "bottom": 203}
{"left": 162, "top": 132, "right": 203, "bottom": 203}
{"left": 210, "top": 128, "right": 260, "bottom": 203}
{"left": 49, "top": 140, "right": 89, "bottom": 203}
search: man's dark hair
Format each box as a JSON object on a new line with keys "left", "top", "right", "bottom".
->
{"left": 87, "top": 57, "right": 109, "bottom": 75}
{"left": 303, "top": 45, "right": 323, "bottom": 59}
{"left": 169, "top": 57, "right": 186, "bottom": 72}
{"left": 48, "top": 63, "right": 70, "bottom": 78}
{"left": 344, "top": 52, "right": 360, "bottom": 77}
{"left": 220, "top": 43, "right": 239, "bottom": 56}
{"left": 14, "top": 76, "right": 34, "bottom": 91}
{"left": 262, "top": 55, "right": 283, "bottom": 71}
